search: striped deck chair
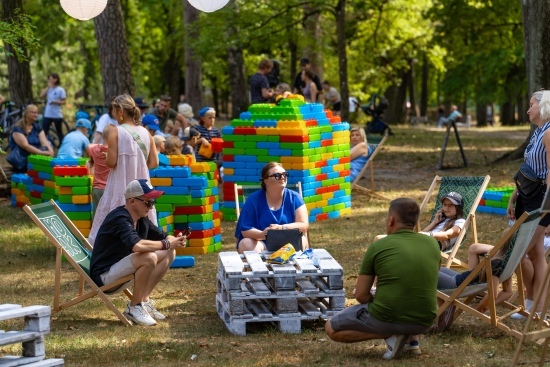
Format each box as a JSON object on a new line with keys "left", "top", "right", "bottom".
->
{"left": 351, "top": 135, "right": 388, "bottom": 199}
{"left": 417, "top": 175, "right": 491, "bottom": 268}
{"left": 436, "top": 210, "right": 542, "bottom": 339}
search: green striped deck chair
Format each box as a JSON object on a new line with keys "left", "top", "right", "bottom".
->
{"left": 351, "top": 134, "right": 388, "bottom": 199}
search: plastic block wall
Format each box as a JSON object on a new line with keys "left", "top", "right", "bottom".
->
{"left": 477, "top": 187, "right": 515, "bottom": 216}
{"left": 220, "top": 98, "right": 352, "bottom": 223}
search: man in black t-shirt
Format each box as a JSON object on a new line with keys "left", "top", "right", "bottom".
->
{"left": 293, "top": 57, "right": 322, "bottom": 95}
{"left": 250, "top": 59, "right": 274, "bottom": 104}
{"left": 90, "top": 179, "right": 188, "bottom": 326}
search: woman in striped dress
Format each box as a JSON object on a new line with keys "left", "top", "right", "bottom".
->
{"left": 507, "top": 89, "right": 550, "bottom": 318}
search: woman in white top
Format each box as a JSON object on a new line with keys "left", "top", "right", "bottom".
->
{"left": 39, "top": 73, "right": 66, "bottom": 142}
{"left": 94, "top": 104, "right": 118, "bottom": 144}
{"left": 420, "top": 192, "right": 466, "bottom": 251}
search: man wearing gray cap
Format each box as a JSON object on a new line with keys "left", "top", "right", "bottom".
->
{"left": 90, "top": 179, "right": 188, "bottom": 326}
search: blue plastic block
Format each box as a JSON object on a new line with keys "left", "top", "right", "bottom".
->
{"left": 222, "top": 126, "right": 235, "bottom": 134}
{"left": 303, "top": 189, "right": 316, "bottom": 197}
{"left": 156, "top": 186, "right": 190, "bottom": 195}
{"left": 245, "top": 162, "right": 267, "bottom": 169}
{"left": 157, "top": 211, "right": 171, "bottom": 219}
{"left": 173, "top": 176, "right": 208, "bottom": 188}
{"left": 50, "top": 158, "right": 80, "bottom": 167}
{"left": 224, "top": 201, "right": 237, "bottom": 209}
{"left": 327, "top": 158, "right": 339, "bottom": 166}
{"left": 253, "top": 120, "right": 277, "bottom": 128}
{"left": 269, "top": 149, "right": 292, "bottom": 156}
{"left": 156, "top": 166, "right": 192, "bottom": 178}
{"left": 56, "top": 202, "right": 92, "bottom": 212}
{"left": 234, "top": 155, "right": 257, "bottom": 162}
{"left": 494, "top": 208, "right": 507, "bottom": 216}
{"left": 190, "top": 189, "right": 206, "bottom": 198}
{"left": 170, "top": 256, "right": 195, "bottom": 268}
{"left": 222, "top": 162, "right": 240, "bottom": 169}
{"left": 310, "top": 208, "right": 322, "bottom": 215}
{"left": 328, "top": 211, "right": 340, "bottom": 219}
{"left": 317, "top": 118, "right": 330, "bottom": 125}
{"left": 11, "top": 173, "right": 27, "bottom": 183}
{"left": 321, "top": 132, "right": 333, "bottom": 140}
{"left": 212, "top": 202, "right": 220, "bottom": 211}
{"left": 327, "top": 172, "right": 339, "bottom": 179}
{"left": 214, "top": 234, "right": 222, "bottom": 243}
{"left": 158, "top": 154, "right": 170, "bottom": 167}
{"left": 308, "top": 141, "right": 321, "bottom": 148}
{"left": 257, "top": 142, "right": 280, "bottom": 149}
{"left": 234, "top": 169, "right": 259, "bottom": 176}
{"left": 321, "top": 166, "right": 334, "bottom": 174}
{"left": 328, "top": 197, "right": 340, "bottom": 205}
{"left": 28, "top": 184, "right": 45, "bottom": 193}
{"left": 239, "top": 112, "right": 252, "bottom": 120}
{"left": 188, "top": 220, "right": 214, "bottom": 230}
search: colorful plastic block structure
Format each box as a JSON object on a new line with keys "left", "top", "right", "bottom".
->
{"left": 149, "top": 155, "right": 222, "bottom": 255}
{"left": 477, "top": 187, "right": 514, "bottom": 216}
{"left": 221, "top": 99, "right": 352, "bottom": 223}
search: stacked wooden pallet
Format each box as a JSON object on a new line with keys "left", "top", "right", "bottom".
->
{"left": 0, "top": 304, "right": 64, "bottom": 367}
{"left": 216, "top": 249, "right": 345, "bottom": 336}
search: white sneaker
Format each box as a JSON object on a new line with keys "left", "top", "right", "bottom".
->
{"left": 383, "top": 335, "right": 408, "bottom": 360}
{"left": 511, "top": 299, "right": 533, "bottom": 320}
{"left": 143, "top": 299, "right": 166, "bottom": 320}
{"left": 123, "top": 303, "right": 157, "bottom": 326}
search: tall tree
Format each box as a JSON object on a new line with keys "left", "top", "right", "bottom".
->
{"left": 183, "top": 1, "right": 203, "bottom": 114}
{"left": 522, "top": 0, "right": 550, "bottom": 94}
{"left": 2, "top": 0, "right": 34, "bottom": 105}
{"left": 94, "top": 0, "right": 135, "bottom": 104}
{"left": 335, "top": 0, "right": 349, "bottom": 122}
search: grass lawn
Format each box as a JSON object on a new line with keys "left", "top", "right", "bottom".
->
{"left": 0, "top": 124, "right": 545, "bottom": 366}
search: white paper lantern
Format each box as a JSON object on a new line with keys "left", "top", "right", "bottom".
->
{"left": 187, "top": 0, "right": 230, "bottom": 13}
{"left": 60, "top": 0, "right": 108, "bottom": 21}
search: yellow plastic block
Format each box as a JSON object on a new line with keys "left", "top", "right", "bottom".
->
{"left": 224, "top": 168, "right": 235, "bottom": 175}
{"left": 277, "top": 120, "right": 306, "bottom": 129}
{"left": 11, "top": 188, "right": 23, "bottom": 196}
{"left": 333, "top": 164, "right": 345, "bottom": 171}
{"left": 278, "top": 128, "right": 308, "bottom": 136}
{"left": 58, "top": 187, "right": 72, "bottom": 195}
{"left": 165, "top": 215, "right": 174, "bottom": 224}
{"left": 281, "top": 156, "right": 309, "bottom": 163}
{"left": 73, "top": 220, "right": 92, "bottom": 229}
{"left": 16, "top": 195, "right": 29, "bottom": 203}
{"left": 317, "top": 199, "right": 328, "bottom": 208}
{"left": 321, "top": 192, "right": 334, "bottom": 200}
{"left": 279, "top": 163, "right": 292, "bottom": 171}
{"left": 321, "top": 153, "right": 333, "bottom": 161}
{"left": 332, "top": 131, "right": 348, "bottom": 139}
{"left": 306, "top": 202, "right": 316, "bottom": 211}
{"left": 79, "top": 228, "right": 91, "bottom": 237}
{"left": 72, "top": 195, "right": 92, "bottom": 204}
{"left": 213, "top": 218, "right": 221, "bottom": 227}
{"left": 190, "top": 162, "right": 210, "bottom": 173}
{"left": 178, "top": 247, "right": 208, "bottom": 255}
{"left": 44, "top": 180, "right": 57, "bottom": 188}
{"left": 168, "top": 155, "right": 191, "bottom": 166}
{"left": 189, "top": 238, "right": 210, "bottom": 247}
{"left": 204, "top": 205, "right": 213, "bottom": 213}
{"left": 256, "top": 127, "right": 280, "bottom": 136}
{"left": 340, "top": 208, "right": 352, "bottom": 216}
{"left": 333, "top": 138, "right": 349, "bottom": 145}
{"left": 151, "top": 177, "right": 172, "bottom": 186}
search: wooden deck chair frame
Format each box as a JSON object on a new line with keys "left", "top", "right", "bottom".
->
{"left": 24, "top": 200, "right": 134, "bottom": 326}
{"left": 234, "top": 182, "right": 311, "bottom": 245}
{"left": 417, "top": 175, "right": 491, "bottom": 268}
{"left": 436, "top": 210, "right": 543, "bottom": 339}
{"left": 351, "top": 135, "right": 388, "bottom": 199}
{"left": 511, "top": 249, "right": 550, "bottom": 366}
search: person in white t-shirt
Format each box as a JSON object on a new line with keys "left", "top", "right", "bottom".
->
{"left": 39, "top": 73, "right": 66, "bottom": 142}
{"left": 420, "top": 192, "right": 466, "bottom": 252}
{"left": 94, "top": 104, "right": 119, "bottom": 144}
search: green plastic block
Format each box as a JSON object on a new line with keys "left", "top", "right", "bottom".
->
{"left": 266, "top": 136, "right": 279, "bottom": 142}
{"left": 257, "top": 155, "right": 279, "bottom": 163}
{"left": 332, "top": 151, "right": 345, "bottom": 158}
{"left": 320, "top": 125, "right": 332, "bottom": 133}
{"left": 188, "top": 213, "right": 213, "bottom": 222}
{"left": 311, "top": 194, "right": 322, "bottom": 202}
{"left": 207, "top": 244, "right": 216, "bottom": 253}
{"left": 309, "top": 154, "right": 321, "bottom": 162}
{"left": 310, "top": 134, "right": 321, "bottom": 141}
{"left": 304, "top": 196, "right": 312, "bottom": 203}
{"left": 233, "top": 141, "right": 257, "bottom": 149}
{"left": 32, "top": 164, "right": 53, "bottom": 174}
{"left": 173, "top": 215, "right": 188, "bottom": 223}
{"left": 309, "top": 167, "right": 321, "bottom": 175}
{"left": 309, "top": 127, "right": 321, "bottom": 135}
{"left": 322, "top": 205, "right": 334, "bottom": 213}
{"left": 322, "top": 179, "right": 334, "bottom": 187}
{"left": 214, "top": 242, "right": 223, "bottom": 251}
{"left": 55, "top": 176, "right": 91, "bottom": 187}
{"left": 158, "top": 217, "right": 168, "bottom": 227}
{"left": 222, "top": 214, "right": 237, "bottom": 222}
{"left": 280, "top": 99, "right": 304, "bottom": 107}
{"left": 43, "top": 186, "right": 57, "bottom": 195}
{"left": 291, "top": 149, "right": 304, "bottom": 157}
{"left": 208, "top": 180, "right": 217, "bottom": 188}
{"left": 156, "top": 195, "right": 191, "bottom": 204}
{"left": 340, "top": 182, "right": 352, "bottom": 190}
{"left": 327, "top": 145, "right": 339, "bottom": 153}
{"left": 41, "top": 193, "right": 55, "bottom": 201}
{"left": 223, "top": 135, "right": 245, "bottom": 142}
{"left": 189, "top": 197, "right": 207, "bottom": 206}
{"left": 72, "top": 186, "right": 90, "bottom": 195}
{"left": 345, "top": 189, "right": 351, "bottom": 195}
{"left": 333, "top": 177, "right": 345, "bottom": 184}
{"left": 65, "top": 211, "right": 92, "bottom": 220}
{"left": 58, "top": 195, "right": 73, "bottom": 204}
{"left": 247, "top": 149, "right": 269, "bottom": 156}
{"left": 223, "top": 148, "right": 246, "bottom": 155}
{"left": 314, "top": 147, "right": 327, "bottom": 154}
{"left": 231, "top": 119, "right": 255, "bottom": 127}
{"left": 344, "top": 163, "right": 350, "bottom": 169}
{"left": 334, "top": 203, "right": 346, "bottom": 210}
{"left": 155, "top": 203, "right": 173, "bottom": 212}
{"left": 337, "top": 144, "right": 349, "bottom": 151}
{"left": 244, "top": 135, "right": 268, "bottom": 142}
{"left": 342, "top": 149, "right": 350, "bottom": 157}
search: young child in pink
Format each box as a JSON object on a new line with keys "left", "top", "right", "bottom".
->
{"left": 87, "top": 124, "right": 112, "bottom": 219}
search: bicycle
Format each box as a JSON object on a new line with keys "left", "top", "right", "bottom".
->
{"left": 75, "top": 104, "right": 108, "bottom": 141}
{"left": 0, "top": 101, "right": 25, "bottom": 152}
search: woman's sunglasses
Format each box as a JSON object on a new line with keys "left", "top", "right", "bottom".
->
{"left": 268, "top": 172, "right": 289, "bottom": 181}
{"left": 134, "top": 197, "right": 156, "bottom": 208}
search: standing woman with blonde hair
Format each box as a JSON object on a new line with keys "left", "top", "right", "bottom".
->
{"left": 507, "top": 89, "right": 550, "bottom": 318}
{"left": 88, "top": 94, "right": 159, "bottom": 245}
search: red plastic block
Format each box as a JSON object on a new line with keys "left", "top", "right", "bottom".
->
{"left": 233, "top": 127, "right": 256, "bottom": 135}
{"left": 53, "top": 166, "right": 88, "bottom": 176}
{"left": 213, "top": 211, "right": 220, "bottom": 220}
{"left": 188, "top": 229, "right": 214, "bottom": 239}
{"left": 305, "top": 119, "right": 318, "bottom": 127}
{"left": 339, "top": 157, "right": 351, "bottom": 164}
{"left": 30, "top": 190, "right": 42, "bottom": 198}
{"left": 206, "top": 196, "right": 217, "bottom": 205}
{"left": 326, "top": 184, "right": 339, "bottom": 193}
{"left": 315, "top": 160, "right": 327, "bottom": 168}
{"left": 174, "top": 206, "right": 206, "bottom": 215}
{"left": 280, "top": 135, "right": 308, "bottom": 143}
{"left": 33, "top": 177, "right": 45, "bottom": 186}
{"left": 480, "top": 199, "right": 485, "bottom": 205}
{"left": 316, "top": 213, "right": 329, "bottom": 221}
{"left": 27, "top": 170, "right": 39, "bottom": 178}
{"left": 316, "top": 173, "right": 328, "bottom": 181}
{"left": 315, "top": 187, "right": 327, "bottom": 195}
{"left": 321, "top": 139, "right": 333, "bottom": 147}
{"left": 339, "top": 170, "right": 350, "bottom": 177}
{"left": 223, "top": 155, "right": 234, "bottom": 162}
{"left": 222, "top": 141, "right": 234, "bottom": 148}
{"left": 214, "top": 226, "right": 221, "bottom": 235}
{"left": 211, "top": 137, "right": 224, "bottom": 152}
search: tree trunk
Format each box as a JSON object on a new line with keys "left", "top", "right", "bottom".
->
{"left": 408, "top": 59, "right": 418, "bottom": 118}
{"left": 420, "top": 53, "right": 428, "bottom": 117}
{"left": 289, "top": 34, "right": 298, "bottom": 87}
{"left": 94, "top": 0, "right": 135, "bottom": 105}
{"left": 516, "top": 93, "right": 528, "bottom": 124}
{"left": 500, "top": 101, "right": 514, "bottom": 126}
{"left": 227, "top": 46, "right": 248, "bottom": 118}
{"left": 163, "top": 48, "right": 182, "bottom": 105}
{"left": 302, "top": 5, "right": 323, "bottom": 81}
{"left": 335, "top": 0, "right": 349, "bottom": 122}
{"left": 384, "top": 71, "right": 407, "bottom": 124}
{"left": 2, "top": 0, "right": 33, "bottom": 105}
{"left": 475, "top": 101, "right": 487, "bottom": 127}
{"left": 183, "top": 0, "right": 203, "bottom": 115}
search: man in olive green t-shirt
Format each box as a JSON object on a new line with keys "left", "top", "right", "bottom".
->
{"left": 325, "top": 198, "right": 440, "bottom": 360}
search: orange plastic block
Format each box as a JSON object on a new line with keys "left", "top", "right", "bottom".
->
{"left": 168, "top": 155, "right": 192, "bottom": 166}
{"left": 178, "top": 247, "right": 208, "bottom": 255}
{"left": 329, "top": 116, "right": 342, "bottom": 123}
{"left": 213, "top": 211, "right": 220, "bottom": 220}
{"left": 321, "top": 192, "right": 334, "bottom": 200}
{"left": 151, "top": 177, "right": 172, "bottom": 186}
{"left": 11, "top": 188, "right": 23, "bottom": 196}
{"left": 207, "top": 196, "right": 217, "bottom": 205}
{"left": 321, "top": 139, "right": 333, "bottom": 147}
{"left": 73, "top": 220, "right": 92, "bottom": 229}
{"left": 224, "top": 168, "right": 235, "bottom": 175}
{"left": 73, "top": 195, "right": 92, "bottom": 204}
{"left": 316, "top": 173, "right": 328, "bottom": 181}
{"left": 277, "top": 120, "right": 306, "bottom": 129}
{"left": 256, "top": 127, "right": 280, "bottom": 135}
{"left": 305, "top": 119, "right": 318, "bottom": 127}
{"left": 190, "top": 163, "right": 210, "bottom": 173}
{"left": 44, "top": 180, "right": 57, "bottom": 188}
{"left": 339, "top": 170, "right": 350, "bottom": 177}
{"left": 339, "top": 156, "right": 351, "bottom": 164}
{"left": 58, "top": 187, "right": 72, "bottom": 195}
{"left": 278, "top": 128, "right": 308, "bottom": 136}
{"left": 325, "top": 110, "right": 333, "bottom": 118}
{"left": 214, "top": 226, "right": 221, "bottom": 235}
{"left": 315, "top": 160, "right": 327, "bottom": 168}
{"left": 281, "top": 156, "right": 308, "bottom": 163}
{"left": 16, "top": 195, "right": 29, "bottom": 204}
{"left": 189, "top": 238, "right": 210, "bottom": 247}
{"left": 79, "top": 228, "right": 91, "bottom": 237}
{"left": 316, "top": 187, "right": 327, "bottom": 194}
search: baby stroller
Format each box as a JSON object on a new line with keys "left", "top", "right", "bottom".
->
{"left": 362, "top": 93, "right": 393, "bottom": 136}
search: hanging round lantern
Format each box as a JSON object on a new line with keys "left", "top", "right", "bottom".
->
{"left": 60, "top": 0, "right": 108, "bottom": 21}
{"left": 187, "top": 0, "right": 230, "bottom": 13}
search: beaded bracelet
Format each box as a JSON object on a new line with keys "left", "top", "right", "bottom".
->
{"left": 161, "top": 238, "right": 171, "bottom": 250}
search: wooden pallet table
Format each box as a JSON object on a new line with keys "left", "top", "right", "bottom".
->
{"left": 216, "top": 249, "right": 345, "bottom": 336}
{"left": 0, "top": 304, "right": 64, "bottom": 367}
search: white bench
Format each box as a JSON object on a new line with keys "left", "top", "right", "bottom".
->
{"left": 0, "top": 304, "right": 64, "bottom": 367}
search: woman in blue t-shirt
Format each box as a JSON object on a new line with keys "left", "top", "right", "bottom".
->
{"left": 349, "top": 127, "right": 373, "bottom": 182}
{"left": 235, "top": 162, "right": 309, "bottom": 253}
